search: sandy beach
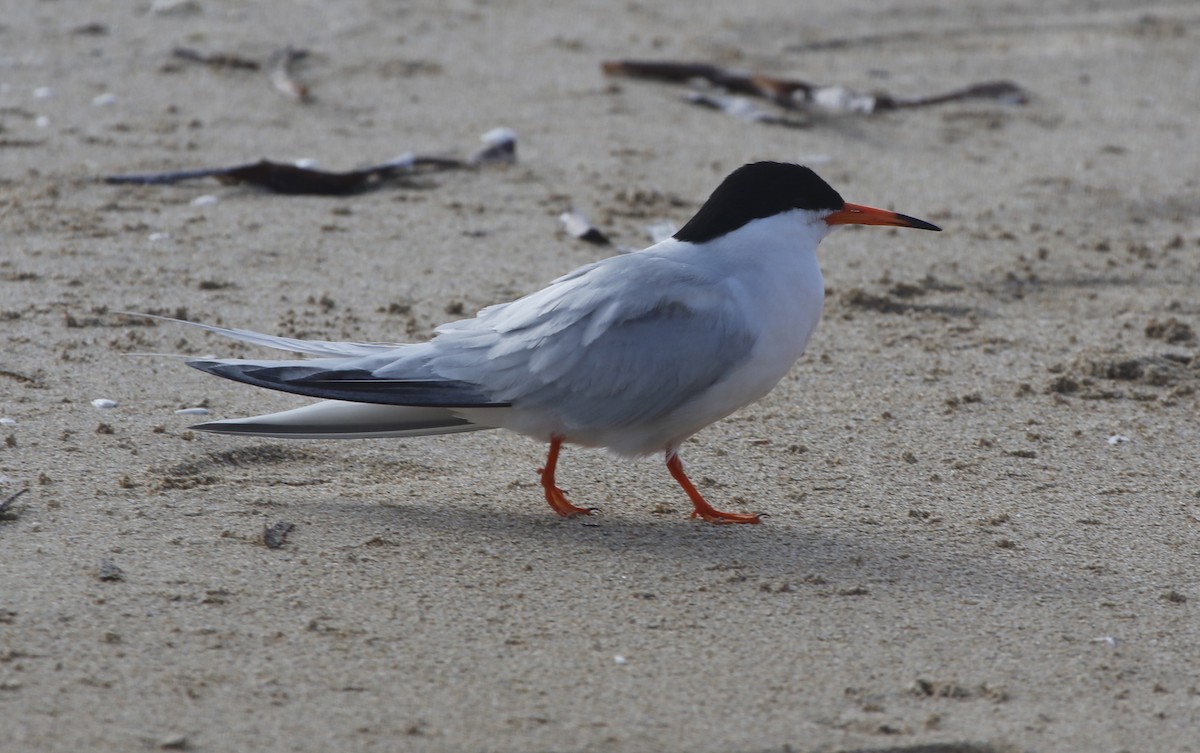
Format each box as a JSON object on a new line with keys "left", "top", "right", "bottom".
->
{"left": 3, "top": 1, "right": 1199, "bottom": 751}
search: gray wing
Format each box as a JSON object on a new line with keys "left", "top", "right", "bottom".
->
{"left": 155, "top": 252, "right": 755, "bottom": 424}
{"left": 412, "top": 253, "right": 756, "bottom": 431}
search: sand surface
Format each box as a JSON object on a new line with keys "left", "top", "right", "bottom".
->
{"left": 3, "top": 1, "right": 1200, "bottom": 751}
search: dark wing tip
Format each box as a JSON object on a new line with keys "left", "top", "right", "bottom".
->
{"left": 186, "top": 359, "right": 507, "bottom": 407}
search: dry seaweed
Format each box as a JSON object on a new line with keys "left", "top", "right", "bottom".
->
{"left": 104, "top": 129, "right": 516, "bottom": 196}
{"left": 171, "top": 46, "right": 261, "bottom": 71}
{"left": 0, "top": 488, "right": 28, "bottom": 521}
{"left": 603, "top": 59, "right": 1028, "bottom": 119}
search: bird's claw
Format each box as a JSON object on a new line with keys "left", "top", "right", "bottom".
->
{"left": 553, "top": 503, "right": 597, "bottom": 518}
{"left": 690, "top": 508, "right": 764, "bottom": 524}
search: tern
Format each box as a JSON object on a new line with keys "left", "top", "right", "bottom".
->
{"left": 152, "top": 162, "right": 940, "bottom": 523}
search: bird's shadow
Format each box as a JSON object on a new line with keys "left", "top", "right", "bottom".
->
{"left": 328, "top": 493, "right": 1065, "bottom": 603}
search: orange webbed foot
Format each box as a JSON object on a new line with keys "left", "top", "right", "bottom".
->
{"left": 666, "top": 451, "right": 762, "bottom": 525}
{"left": 539, "top": 469, "right": 596, "bottom": 518}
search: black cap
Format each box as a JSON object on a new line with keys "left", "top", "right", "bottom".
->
{"left": 674, "top": 162, "right": 844, "bottom": 244}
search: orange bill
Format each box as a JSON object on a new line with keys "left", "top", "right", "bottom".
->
{"left": 825, "top": 202, "right": 941, "bottom": 231}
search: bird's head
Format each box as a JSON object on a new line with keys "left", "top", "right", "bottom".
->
{"left": 673, "top": 161, "right": 940, "bottom": 245}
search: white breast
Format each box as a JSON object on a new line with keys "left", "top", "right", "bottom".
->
{"left": 600, "top": 211, "right": 830, "bottom": 455}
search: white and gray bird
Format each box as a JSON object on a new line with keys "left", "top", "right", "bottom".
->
{"left": 150, "top": 162, "right": 940, "bottom": 523}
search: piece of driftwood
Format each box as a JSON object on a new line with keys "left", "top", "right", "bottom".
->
{"left": 103, "top": 129, "right": 517, "bottom": 196}
{"left": 603, "top": 59, "right": 1028, "bottom": 116}
{"left": 171, "top": 47, "right": 260, "bottom": 70}
{"left": 105, "top": 156, "right": 421, "bottom": 195}
{"left": 0, "top": 487, "right": 27, "bottom": 521}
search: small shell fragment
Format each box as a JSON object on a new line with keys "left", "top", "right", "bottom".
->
{"left": 469, "top": 127, "right": 517, "bottom": 165}
{"left": 151, "top": 0, "right": 202, "bottom": 15}
{"left": 1107, "top": 434, "right": 1130, "bottom": 445}
{"left": 174, "top": 408, "right": 210, "bottom": 416}
{"left": 158, "top": 734, "right": 190, "bottom": 750}
{"left": 0, "top": 418, "right": 16, "bottom": 426}
{"left": 268, "top": 47, "right": 311, "bottom": 103}
{"left": 810, "top": 85, "right": 876, "bottom": 114}
{"left": 91, "top": 398, "right": 119, "bottom": 409}
{"left": 190, "top": 194, "right": 218, "bottom": 207}
{"left": 378, "top": 153, "right": 415, "bottom": 171}
{"left": 558, "top": 210, "right": 610, "bottom": 245}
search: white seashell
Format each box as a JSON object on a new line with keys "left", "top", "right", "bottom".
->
{"left": 91, "top": 398, "right": 119, "bottom": 409}
{"left": 151, "top": 0, "right": 202, "bottom": 15}
{"left": 811, "top": 85, "right": 876, "bottom": 114}
{"left": 379, "top": 153, "right": 415, "bottom": 171}
{"left": 190, "top": 195, "right": 218, "bottom": 207}
{"left": 480, "top": 127, "right": 516, "bottom": 145}
{"left": 558, "top": 210, "right": 609, "bottom": 244}
{"left": 469, "top": 128, "right": 517, "bottom": 164}
{"left": 174, "top": 408, "right": 210, "bottom": 416}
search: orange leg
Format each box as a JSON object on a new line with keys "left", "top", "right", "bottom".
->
{"left": 538, "top": 437, "right": 596, "bottom": 517}
{"left": 665, "top": 450, "right": 762, "bottom": 524}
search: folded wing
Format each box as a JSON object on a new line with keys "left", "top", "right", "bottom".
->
{"left": 141, "top": 248, "right": 756, "bottom": 442}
